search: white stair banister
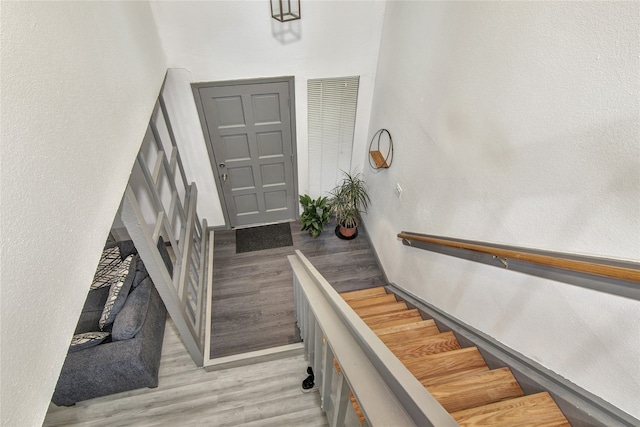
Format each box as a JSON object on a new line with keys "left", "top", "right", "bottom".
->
{"left": 289, "top": 250, "right": 458, "bottom": 427}
{"left": 120, "top": 96, "right": 213, "bottom": 368}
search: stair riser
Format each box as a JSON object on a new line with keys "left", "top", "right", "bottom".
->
{"left": 365, "top": 316, "right": 423, "bottom": 329}
{"left": 340, "top": 287, "right": 387, "bottom": 301}
{"left": 403, "top": 348, "right": 488, "bottom": 381}
{"left": 391, "top": 334, "right": 461, "bottom": 360}
{"left": 378, "top": 325, "right": 441, "bottom": 346}
{"left": 347, "top": 294, "right": 397, "bottom": 309}
{"left": 452, "top": 392, "right": 571, "bottom": 427}
{"left": 355, "top": 302, "right": 408, "bottom": 318}
{"left": 373, "top": 319, "right": 437, "bottom": 335}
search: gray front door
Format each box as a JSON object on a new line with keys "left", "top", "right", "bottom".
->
{"left": 194, "top": 79, "right": 297, "bottom": 228}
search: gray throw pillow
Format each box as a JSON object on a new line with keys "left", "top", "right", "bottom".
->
{"left": 112, "top": 278, "right": 152, "bottom": 341}
{"left": 131, "top": 259, "right": 149, "bottom": 288}
{"left": 69, "top": 331, "right": 110, "bottom": 352}
{"left": 99, "top": 255, "right": 136, "bottom": 330}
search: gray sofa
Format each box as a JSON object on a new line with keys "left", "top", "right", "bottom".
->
{"left": 52, "top": 241, "right": 170, "bottom": 406}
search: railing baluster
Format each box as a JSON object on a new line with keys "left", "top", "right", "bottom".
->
{"left": 308, "top": 307, "right": 316, "bottom": 364}
{"left": 293, "top": 277, "right": 299, "bottom": 322}
{"left": 169, "top": 147, "right": 178, "bottom": 176}
{"left": 299, "top": 293, "right": 304, "bottom": 335}
{"left": 151, "top": 212, "right": 164, "bottom": 242}
{"left": 168, "top": 190, "right": 178, "bottom": 232}
{"left": 321, "top": 334, "right": 333, "bottom": 411}
{"left": 151, "top": 150, "right": 164, "bottom": 184}
{"left": 332, "top": 373, "right": 350, "bottom": 427}
{"left": 314, "top": 321, "right": 323, "bottom": 383}
{"left": 302, "top": 297, "right": 310, "bottom": 354}
{"left": 194, "top": 218, "right": 208, "bottom": 332}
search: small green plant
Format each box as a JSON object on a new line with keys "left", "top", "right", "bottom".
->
{"left": 299, "top": 194, "right": 331, "bottom": 237}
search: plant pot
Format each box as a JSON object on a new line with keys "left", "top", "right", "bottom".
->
{"left": 336, "top": 220, "right": 358, "bottom": 240}
{"left": 339, "top": 224, "right": 357, "bottom": 238}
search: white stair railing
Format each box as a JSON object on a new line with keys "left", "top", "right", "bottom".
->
{"left": 120, "top": 97, "right": 212, "bottom": 367}
{"left": 289, "top": 250, "right": 459, "bottom": 427}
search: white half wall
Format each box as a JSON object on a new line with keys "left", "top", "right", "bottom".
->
{"left": 0, "top": 2, "right": 166, "bottom": 425}
{"left": 150, "top": 1, "right": 386, "bottom": 226}
{"left": 363, "top": 1, "right": 640, "bottom": 419}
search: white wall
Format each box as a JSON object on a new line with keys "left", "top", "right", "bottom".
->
{"left": 150, "top": 1, "right": 386, "bottom": 226}
{"left": 364, "top": 1, "right": 640, "bottom": 418}
{"left": 0, "top": 2, "right": 166, "bottom": 425}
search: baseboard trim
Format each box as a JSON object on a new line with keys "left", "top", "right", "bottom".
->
{"left": 359, "top": 220, "right": 390, "bottom": 285}
{"left": 203, "top": 343, "right": 305, "bottom": 371}
{"left": 386, "top": 283, "right": 638, "bottom": 427}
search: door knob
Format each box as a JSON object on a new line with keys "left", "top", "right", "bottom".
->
{"left": 222, "top": 173, "right": 228, "bottom": 182}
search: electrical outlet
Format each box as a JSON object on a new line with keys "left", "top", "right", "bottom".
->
{"left": 395, "top": 183, "right": 402, "bottom": 199}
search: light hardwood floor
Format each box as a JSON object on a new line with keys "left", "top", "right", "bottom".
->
{"left": 43, "top": 320, "right": 328, "bottom": 427}
{"left": 210, "top": 220, "right": 386, "bottom": 358}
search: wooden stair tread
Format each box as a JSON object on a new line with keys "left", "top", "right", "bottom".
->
{"left": 389, "top": 331, "right": 461, "bottom": 359}
{"left": 362, "top": 309, "right": 423, "bottom": 329}
{"left": 347, "top": 293, "right": 397, "bottom": 309}
{"left": 378, "top": 321, "right": 441, "bottom": 346}
{"left": 403, "top": 347, "right": 488, "bottom": 381}
{"left": 427, "top": 367, "right": 524, "bottom": 413}
{"left": 373, "top": 319, "right": 438, "bottom": 335}
{"left": 355, "top": 301, "right": 408, "bottom": 318}
{"left": 452, "top": 392, "right": 571, "bottom": 427}
{"left": 340, "top": 287, "right": 387, "bottom": 301}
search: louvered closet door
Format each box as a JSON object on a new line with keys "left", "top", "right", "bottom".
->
{"left": 197, "top": 81, "right": 297, "bottom": 228}
{"left": 308, "top": 76, "right": 360, "bottom": 198}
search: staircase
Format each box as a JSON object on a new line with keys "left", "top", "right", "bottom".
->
{"left": 340, "top": 286, "right": 571, "bottom": 427}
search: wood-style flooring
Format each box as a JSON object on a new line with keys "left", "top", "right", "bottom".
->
{"left": 210, "top": 220, "right": 386, "bottom": 359}
{"left": 43, "top": 320, "right": 328, "bottom": 427}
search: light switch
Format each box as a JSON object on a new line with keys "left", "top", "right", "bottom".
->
{"left": 395, "top": 183, "right": 402, "bottom": 199}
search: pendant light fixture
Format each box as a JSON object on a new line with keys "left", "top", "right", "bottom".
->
{"left": 271, "top": 0, "right": 301, "bottom": 22}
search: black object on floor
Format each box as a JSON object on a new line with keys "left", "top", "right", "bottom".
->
{"left": 236, "top": 222, "right": 294, "bottom": 254}
{"left": 301, "top": 366, "right": 316, "bottom": 393}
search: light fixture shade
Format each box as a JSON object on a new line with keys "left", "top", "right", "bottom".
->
{"left": 271, "top": 0, "right": 301, "bottom": 22}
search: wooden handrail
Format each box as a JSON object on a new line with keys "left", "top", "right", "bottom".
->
{"left": 398, "top": 232, "right": 640, "bottom": 283}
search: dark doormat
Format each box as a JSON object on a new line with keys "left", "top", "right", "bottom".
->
{"left": 236, "top": 222, "right": 294, "bottom": 254}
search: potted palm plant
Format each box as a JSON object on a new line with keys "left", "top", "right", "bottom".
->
{"left": 329, "top": 171, "right": 370, "bottom": 239}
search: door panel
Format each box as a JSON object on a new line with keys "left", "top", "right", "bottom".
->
{"left": 197, "top": 80, "right": 296, "bottom": 227}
